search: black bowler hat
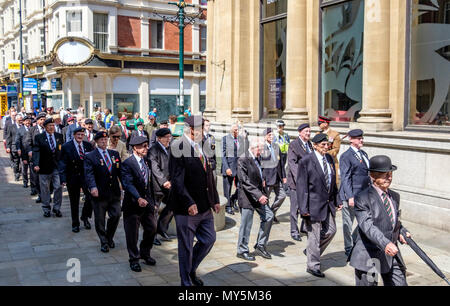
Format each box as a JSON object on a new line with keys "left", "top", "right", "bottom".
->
{"left": 136, "top": 121, "right": 144, "bottom": 127}
{"left": 156, "top": 128, "right": 171, "bottom": 138}
{"left": 185, "top": 116, "right": 204, "bottom": 128}
{"left": 298, "top": 123, "right": 310, "bottom": 132}
{"left": 94, "top": 131, "right": 108, "bottom": 141}
{"left": 85, "top": 119, "right": 94, "bottom": 125}
{"left": 263, "top": 128, "right": 273, "bottom": 136}
{"left": 129, "top": 136, "right": 149, "bottom": 147}
{"left": 73, "top": 127, "right": 86, "bottom": 135}
{"left": 369, "top": 155, "right": 397, "bottom": 173}
{"left": 311, "top": 133, "right": 328, "bottom": 144}
{"left": 43, "top": 118, "right": 54, "bottom": 127}
{"left": 348, "top": 129, "right": 364, "bottom": 138}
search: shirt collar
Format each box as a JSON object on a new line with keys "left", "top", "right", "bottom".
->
{"left": 97, "top": 147, "right": 109, "bottom": 155}
{"left": 133, "top": 153, "right": 142, "bottom": 164}
{"left": 373, "top": 185, "right": 389, "bottom": 197}
{"left": 184, "top": 134, "right": 200, "bottom": 148}
{"left": 351, "top": 146, "right": 360, "bottom": 153}
{"left": 314, "top": 150, "right": 325, "bottom": 161}
{"left": 158, "top": 141, "right": 168, "bottom": 151}
{"left": 73, "top": 139, "right": 83, "bottom": 148}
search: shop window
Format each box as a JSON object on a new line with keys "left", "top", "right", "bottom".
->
{"left": 113, "top": 94, "right": 140, "bottom": 119}
{"left": 149, "top": 95, "right": 191, "bottom": 122}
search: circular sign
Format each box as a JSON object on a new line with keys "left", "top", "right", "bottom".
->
{"left": 56, "top": 40, "right": 93, "bottom": 66}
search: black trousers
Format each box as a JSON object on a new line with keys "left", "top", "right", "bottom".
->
{"left": 223, "top": 175, "right": 239, "bottom": 209}
{"left": 30, "top": 165, "right": 40, "bottom": 194}
{"left": 10, "top": 151, "right": 21, "bottom": 179}
{"left": 123, "top": 209, "right": 158, "bottom": 264}
{"left": 92, "top": 197, "right": 122, "bottom": 246}
{"left": 67, "top": 181, "right": 93, "bottom": 227}
{"left": 156, "top": 196, "right": 174, "bottom": 235}
{"left": 21, "top": 159, "right": 30, "bottom": 185}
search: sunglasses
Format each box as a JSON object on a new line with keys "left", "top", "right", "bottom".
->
{"left": 111, "top": 135, "right": 121, "bottom": 139}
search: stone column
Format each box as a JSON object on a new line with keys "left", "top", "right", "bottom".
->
{"left": 139, "top": 77, "right": 149, "bottom": 119}
{"left": 88, "top": 74, "right": 94, "bottom": 118}
{"left": 191, "top": 77, "right": 200, "bottom": 115}
{"left": 204, "top": 0, "right": 217, "bottom": 121}
{"left": 283, "top": 0, "right": 309, "bottom": 126}
{"left": 354, "top": 0, "right": 393, "bottom": 131}
{"left": 67, "top": 76, "right": 73, "bottom": 109}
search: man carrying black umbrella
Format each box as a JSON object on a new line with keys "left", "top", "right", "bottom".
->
{"left": 349, "top": 155, "right": 411, "bottom": 286}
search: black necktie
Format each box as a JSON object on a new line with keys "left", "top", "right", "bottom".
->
{"left": 323, "top": 156, "right": 330, "bottom": 191}
{"left": 49, "top": 135, "right": 55, "bottom": 152}
{"left": 140, "top": 159, "right": 148, "bottom": 185}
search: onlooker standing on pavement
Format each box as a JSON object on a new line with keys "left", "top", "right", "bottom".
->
{"left": 32, "top": 118, "right": 64, "bottom": 218}
{"left": 6, "top": 114, "right": 23, "bottom": 181}
{"left": 103, "top": 108, "right": 115, "bottom": 130}
{"left": 84, "top": 131, "right": 122, "bottom": 253}
{"left": 339, "top": 129, "right": 371, "bottom": 257}
{"left": 15, "top": 116, "right": 32, "bottom": 188}
{"left": 236, "top": 137, "right": 273, "bottom": 262}
{"left": 144, "top": 115, "right": 157, "bottom": 139}
{"left": 297, "top": 133, "right": 342, "bottom": 279}
{"left": 148, "top": 108, "right": 157, "bottom": 120}
{"left": 274, "top": 120, "right": 290, "bottom": 169}
{"left": 59, "top": 127, "right": 95, "bottom": 233}
{"left": 287, "top": 123, "right": 313, "bottom": 241}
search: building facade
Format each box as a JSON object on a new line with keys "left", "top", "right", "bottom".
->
{"left": 206, "top": 0, "right": 450, "bottom": 231}
{"left": 0, "top": 0, "right": 208, "bottom": 121}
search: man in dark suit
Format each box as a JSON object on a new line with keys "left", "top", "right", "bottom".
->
{"left": 83, "top": 119, "right": 97, "bottom": 146}
{"left": 127, "top": 121, "right": 149, "bottom": 150}
{"left": 261, "top": 128, "right": 286, "bottom": 224}
{"left": 222, "top": 124, "right": 245, "bottom": 215}
{"left": 85, "top": 131, "right": 122, "bottom": 253}
{"left": 168, "top": 116, "right": 220, "bottom": 287}
{"left": 119, "top": 116, "right": 130, "bottom": 144}
{"left": 297, "top": 133, "right": 342, "bottom": 278}
{"left": 236, "top": 137, "right": 273, "bottom": 261}
{"left": 148, "top": 128, "right": 173, "bottom": 245}
{"left": 287, "top": 123, "right": 313, "bottom": 241}
{"left": 349, "top": 155, "right": 411, "bottom": 286}
{"left": 339, "top": 129, "right": 372, "bottom": 256}
{"left": 25, "top": 113, "right": 46, "bottom": 200}
{"left": 59, "top": 127, "right": 95, "bottom": 233}
{"left": 3, "top": 108, "right": 16, "bottom": 154}
{"left": 6, "top": 113, "right": 23, "bottom": 181}
{"left": 121, "top": 136, "right": 158, "bottom": 272}
{"left": 32, "top": 118, "right": 64, "bottom": 218}
{"left": 15, "top": 116, "right": 32, "bottom": 188}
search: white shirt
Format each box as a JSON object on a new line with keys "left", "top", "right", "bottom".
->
{"left": 314, "top": 150, "right": 332, "bottom": 184}
{"left": 73, "top": 139, "right": 84, "bottom": 157}
{"left": 134, "top": 153, "right": 148, "bottom": 181}
{"left": 97, "top": 148, "right": 112, "bottom": 165}
{"left": 184, "top": 134, "right": 204, "bottom": 157}
{"left": 38, "top": 125, "right": 44, "bottom": 134}
{"left": 351, "top": 146, "right": 370, "bottom": 168}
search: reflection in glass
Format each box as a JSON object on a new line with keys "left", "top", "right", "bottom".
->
{"left": 321, "top": 0, "right": 364, "bottom": 122}
{"left": 262, "top": 0, "right": 287, "bottom": 19}
{"left": 410, "top": 0, "right": 450, "bottom": 126}
{"left": 150, "top": 95, "right": 191, "bottom": 122}
{"left": 114, "top": 94, "right": 140, "bottom": 119}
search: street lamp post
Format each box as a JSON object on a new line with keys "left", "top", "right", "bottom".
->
{"left": 18, "top": 0, "right": 24, "bottom": 110}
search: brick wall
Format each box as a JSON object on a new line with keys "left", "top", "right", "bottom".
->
{"left": 118, "top": 16, "right": 141, "bottom": 48}
{"left": 164, "top": 22, "right": 192, "bottom": 52}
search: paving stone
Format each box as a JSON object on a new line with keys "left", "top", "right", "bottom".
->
{"left": 136, "top": 275, "right": 168, "bottom": 286}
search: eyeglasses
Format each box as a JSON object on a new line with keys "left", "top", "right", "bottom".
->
{"left": 111, "top": 135, "right": 121, "bottom": 139}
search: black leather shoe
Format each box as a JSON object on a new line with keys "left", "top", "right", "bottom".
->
{"left": 189, "top": 272, "right": 204, "bottom": 286}
{"left": 237, "top": 252, "right": 256, "bottom": 261}
{"left": 130, "top": 262, "right": 142, "bottom": 272}
{"left": 108, "top": 240, "right": 115, "bottom": 249}
{"left": 53, "top": 210, "right": 62, "bottom": 218}
{"left": 158, "top": 231, "right": 172, "bottom": 241}
{"left": 142, "top": 256, "right": 156, "bottom": 266}
{"left": 100, "top": 244, "right": 110, "bottom": 253}
{"left": 254, "top": 246, "right": 272, "bottom": 259}
{"left": 23, "top": 183, "right": 28, "bottom": 188}
{"left": 303, "top": 249, "right": 307, "bottom": 256}
{"left": 153, "top": 238, "right": 161, "bottom": 246}
{"left": 15, "top": 176, "right": 20, "bottom": 182}
{"left": 43, "top": 212, "right": 51, "bottom": 218}
{"left": 273, "top": 216, "right": 280, "bottom": 224}
{"left": 82, "top": 219, "right": 91, "bottom": 230}
{"left": 306, "top": 268, "right": 325, "bottom": 278}
{"left": 292, "top": 234, "right": 302, "bottom": 242}
{"left": 35, "top": 196, "right": 41, "bottom": 203}
{"left": 72, "top": 226, "right": 80, "bottom": 233}
{"left": 226, "top": 208, "right": 235, "bottom": 215}
{"left": 30, "top": 190, "right": 37, "bottom": 196}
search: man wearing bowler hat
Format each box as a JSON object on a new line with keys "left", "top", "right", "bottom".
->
{"left": 297, "top": 133, "right": 342, "bottom": 278}
{"left": 287, "top": 123, "right": 313, "bottom": 242}
{"left": 339, "top": 129, "right": 372, "bottom": 256}
{"left": 168, "top": 115, "right": 220, "bottom": 286}
{"left": 349, "top": 155, "right": 411, "bottom": 286}
{"left": 84, "top": 131, "right": 122, "bottom": 253}
{"left": 32, "top": 118, "right": 64, "bottom": 218}
{"left": 121, "top": 136, "right": 158, "bottom": 272}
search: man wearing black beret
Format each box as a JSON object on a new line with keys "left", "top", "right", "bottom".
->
{"left": 296, "top": 133, "right": 342, "bottom": 278}
{"left": 121, "top": 136, "right": 158, "bottom": 272}
{"left": 32, "top": 118, "right": 64, "bottom": 217}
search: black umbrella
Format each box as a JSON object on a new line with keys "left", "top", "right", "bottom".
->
{"left": 401, "top": 228, "right": 450, "bottom": 285}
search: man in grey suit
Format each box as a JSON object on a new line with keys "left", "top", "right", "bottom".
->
{"left": 339, "top": 129, "right": 372, "bottom": 256}
{"left": 349, "top": 155, "right": 411, "bottom": 286}
{"left": 297, "top": 133, "right": 342, "bottom": 278}
{"left": 287, "top": 123, "right": 313, "bottom": 241}
{"left": 236, "top": 137, "right": 273, "bottom": 261}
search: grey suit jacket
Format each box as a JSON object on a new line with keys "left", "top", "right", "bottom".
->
{"left": 287, "top": 138, "right": 313, "bottom": 190}
{"left": 349, "top": 186, "right": 407, "bottom": 274}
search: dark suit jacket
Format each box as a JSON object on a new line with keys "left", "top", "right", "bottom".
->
{"left": 6, "top": 123, "right": 20, "bottom": 151}
{"left": 32, "top": 132, "right": 64, "bottom": 175}
{"left": 119, "top": 124, "right": 131, "bottom": 143}
{"left": 221, "top": 134, "right": 245, "bottom": 177}
{"left": 148, "top": 142, "right": 170, "bottom": 199}
{"left": 261, "top": 142, "right": 286, "bottom": 186}
{"left": 59, "top": 140, "right": 94, "bottom": 185}
{"left": 15, "top": 125, "right": 31, "bottom": 160}
{"left": 84, "top": 149, "right": 122, "bottom": 201}
{"left": 237, "top": 154, "right": 267, "bottom": 210}
{"left": 121, "top": 155, "right": 156, "bottom": 217}
{"left": 287, "top": 138, "right": 313, "bottom": 190}
{"left": 83, "top": 129, "right": 98, "bottom": 143}
{"left": 168, "top": 136, "right": 220, "bottom": 216}
{"left": 3, "top": 117, "right": 12, "bottom": 140}
{"left": 339, "top": 147, "right": 371, "bottom": 202}
{"left": 296, "top": 152, "right": 339, "bottom": 222}
{"left": 349, "top": 187, "right": 407, "bottom": 274}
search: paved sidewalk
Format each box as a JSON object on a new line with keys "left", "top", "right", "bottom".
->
{"left": 0, "top": 134, "right": 449, "bottom": 286}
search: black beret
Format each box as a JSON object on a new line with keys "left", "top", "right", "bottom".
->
{"left": 160, "top": 120, "right": 169, "bottom": 125}
{"left": 32, "top": 119, "right": 37, "bottom": 124}
{"left": 348, "top": 129, "right": 364, "bottom": 138}
{"left": 136, "top": 121, "right": 144, "bottom": 127}
{"left": 312, "top": 133, "right": 328, "bottom": 144}
{"left": 85, "top": 119, "right": 94, "bottom": 125}
{"left": 73, "top": 127, "right": 86, "bottom": 135}
{"left": 43, "top": 118, "right": 54, "bottom": 127}
{"left": 276, "top": 120, "right": 285, "bottom": 126}
{"left": 129, "top": 136, "right": 149, "bottom": 147}
{"left": 94, "top": 131, "right": 108, "bottom": 141}
{"left": 36, "top": 113, "right": 47, "bottom": 120}
{"left": 263, "top": 128, "right": 273, "bottom": 136}
{"left": 185, "top": 116, "right": 204, "bottom": 128}
{"left": 155, "top": 128, "right": 171, "bottom": 138}
{"left": 23, "top": 116, "right": 32, "bottom": 121}
{"left": 298, "top": 123, "right": 310, "bottom": 132}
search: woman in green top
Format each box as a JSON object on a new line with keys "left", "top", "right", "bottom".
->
{"left": 128, "top": 112, "right": 144, "bottom": 130}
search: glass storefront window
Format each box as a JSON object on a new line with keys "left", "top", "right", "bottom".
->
{"left": 262, "top": 0, "right": 287, "bottom": 19}
{"left": 150, "top": 95, "right": 191, "bottom": 122}
{"left": 72, "top": 94, "right": 80, "bottom": 110}
{"left": 321, "top": 0, "right": 364, "bottom": 123}
{"left": 410, "top": 0, "right": 450, "bottom": 126}
{"left": 200, "top": 95, "right": 206, "bottom": 113}
{"left": 113, "top": 94, "right": 139, "bottom": 119}
{"left": 262, "top": 18, "right": 287, "bottom": 117}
